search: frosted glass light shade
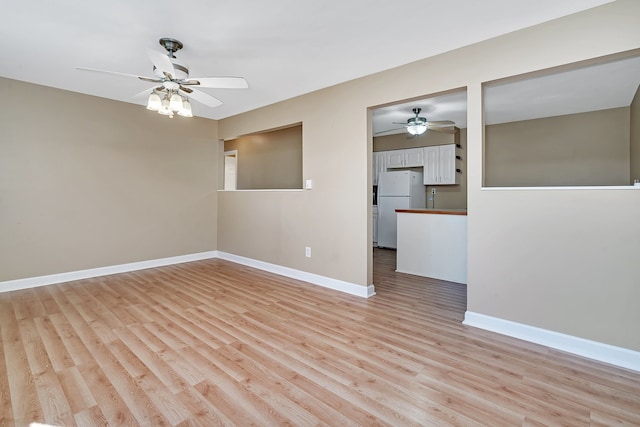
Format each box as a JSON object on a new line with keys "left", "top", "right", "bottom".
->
{"left": 158, "top": 98, "right": 172, "bottom": 116}
{"left": 407, "top": 124, "right": 427, "bottom": 135}
{"left": 146, "top": 92, "right": 162, "bottom": 111}
{"left": 178, "top": 99, "right": 193, "bottom": 117}
{"left": 169, "top": 93, "right": 183, "bottom": 111}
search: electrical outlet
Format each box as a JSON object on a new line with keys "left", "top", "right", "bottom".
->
{"left": 305, "top": 246, "right": 311, "bottom": 258}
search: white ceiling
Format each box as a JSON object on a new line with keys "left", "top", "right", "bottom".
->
{"left": 2, "top": 0, "right": 614, "bottom": 121}
{"left": 372, "top": 55, "right": 640, "bottom": 135}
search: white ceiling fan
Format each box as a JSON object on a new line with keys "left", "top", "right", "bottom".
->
{"left": 77, "top": 37, "right": 248, "bottom": 118}
{"left": 375, "top": 107, "right": 456, "bottom": 136}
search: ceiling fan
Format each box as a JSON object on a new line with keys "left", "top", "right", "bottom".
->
{"left": 77, "top": 37, "right": 248, "bottom": 118}
{"left": 376, "top": 108, "right": 456, "bottom": 136}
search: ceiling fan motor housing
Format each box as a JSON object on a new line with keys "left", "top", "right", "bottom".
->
{"left": 408, "top": 117, "right": 427, "bottom": 125}
{"left": 153, "top": 60, "right": 189, "bottom": 80}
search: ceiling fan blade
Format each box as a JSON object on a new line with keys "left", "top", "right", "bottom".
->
{"left": 132, "top": 88, "right": 152, "bottom": 99}
{"left": 427, "top": 120, "right": 455, "bottom": 125}
{"left": 182, "top": 77, "right": 248, "bottom": 89}
{"left": 374, "top": 127, "right": 407, "bottom": 135}
{"left": 132, "top": 86, "right": 164, "bottom": 100}
{"left": 75, "top": 67, "right": 145, "bottom": 80}
{"left": 138, "top": 76, "right": 163, "bottom": 83}
{"left": 179, "top": 85, "right": 193, "bottom": 94}
{"left": 182, "top": 88, "right": 223, "bottom": 108}
{"left": 146, "top": 48, "right": 175, "bottom": 79}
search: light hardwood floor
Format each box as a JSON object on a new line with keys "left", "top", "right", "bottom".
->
{"left": 1, "top": 248, "right": 639, "bottom": 426}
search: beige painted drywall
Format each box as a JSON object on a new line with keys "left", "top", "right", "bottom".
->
{"left": 485, "top": 108, "right": 631, "bottom": 186}
{"left": 0, "top": 77, "right": 219, "bottom": 281}
{"left": 374, "top": 129, "right": 468, "bottom": 209}
{"left": 219, "top": 0, "right": 640, "bottom": 351}
{"left": 2, "top": 1, "right": 637, "bottom": 353}
{"left": 373, "top": 128, "right": 455, "bottom": 151}
{"left": 219, "top": 86, "right": 371, "bottom": 285}
{"left": 631, "top": 85, "right": 640, "bottom": 182}
{"left": 224, "top": 125, "right": 302, "bottom": 189}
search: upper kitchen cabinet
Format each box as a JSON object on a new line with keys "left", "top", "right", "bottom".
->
{"left": 386, "top": 147, "right": 424, "bottom": 168}
{"left": 424, "top": 144, "right": 459, "bottom": 185}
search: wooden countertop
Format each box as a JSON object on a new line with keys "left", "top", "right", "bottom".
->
{"left": 395, "top": 208, "right": 468, "bottom": 216}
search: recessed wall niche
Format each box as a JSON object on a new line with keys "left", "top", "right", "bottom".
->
{"left": 483, "top": 53, "right": 640, "bottom": 187}
{"left": 223, "top": 124, "right": 302, "bottom": 190}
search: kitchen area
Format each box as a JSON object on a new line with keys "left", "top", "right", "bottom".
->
{"left": 372, "top": 91, "right": 468, "bottom": 285}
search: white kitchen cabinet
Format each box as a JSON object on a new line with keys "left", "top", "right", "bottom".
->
{"left": 386, "top": 148, "right": 424, "bottom": 168}
{"left": 438, "top": 144, "right": 457, "bottom": 184}
{"left": 404, "top": 148, "right": 424, "bottom": 167}
{"left": 385, "top": 150, "right": 405, "bottom": 168}
{"left": 423, "top": 144, "right": 459, "bottom": 185}
{"left": 372, "top": 151, "right": 387, "bottom": 185}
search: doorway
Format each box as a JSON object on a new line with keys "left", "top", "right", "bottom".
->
{"left": 223, "top": 150, "right": 238, "bottom": 191}
{"left": 370, "top": 89, "right": 468, "bottom": 302}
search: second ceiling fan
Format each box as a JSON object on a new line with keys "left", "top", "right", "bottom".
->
{"left": 376, "top": 108, "right": 456, "bottom": 136}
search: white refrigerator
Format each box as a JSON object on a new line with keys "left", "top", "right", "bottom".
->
{"left": 377, "top": 170, "right": 426, "bottom": 249}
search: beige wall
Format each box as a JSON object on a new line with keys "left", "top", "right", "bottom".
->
{"left": 485, "top": 108, "right": 631, "bottom": 186}
{"left": 374, "top": 129, "right": 468, "bottom": 209}
{"left": 219, "top": 0, "right": 640, "bottom": 351}
{"left": 2, "top": 1, "right": 639, "bottom": 353}
{"left": 0, "top": 78, "right": 219, "bottom": 281}
{"left": 224, "top": 125, "right": 302, "bottom": 189}
{"left": 631, "top": 85, "right": 640, "bottom": 182}
{"left": 373, "top": 128, "right": 455, "bottom": 151}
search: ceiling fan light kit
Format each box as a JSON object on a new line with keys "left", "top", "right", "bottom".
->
{"left": 407, "top": 122, "right": 428, "bottom": 135}
{"left": 77, "top": 37, "right": 248, "bottom": 119}
{"left": 406, "top": 108, "right": 428, "bottom": 135}
{"left": 146, "top": 90, "right": 193, "bottom": 118}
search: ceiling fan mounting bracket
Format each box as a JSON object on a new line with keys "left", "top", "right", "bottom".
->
{"left": 159, "top": 38, "right": 183, "bottom": 58}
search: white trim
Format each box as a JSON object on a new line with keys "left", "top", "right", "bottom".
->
{"left": 481, "top": 185, "right": 640, "bottom": 191}
{"left": 217, "top": 189, "right": 303, "bottom": 192}
{"left": 1, "top": 250, "right": 375, "bottom": 299}
{"left": 464, "top": 311, "right": 640, "bottom": 373}
{"left": 0, "top": 251, "right": 219, "bottom": 293}
{"left": 216, "top": 251, "right": 375, "bottom": 298}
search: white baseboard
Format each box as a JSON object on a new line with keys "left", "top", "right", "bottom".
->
{"left": 464, "top": 311, "right": 640, "bottom": 373}
{"left": 0, "top": 251, "right": 219, "bottom": 293}
{"left": 216, "top": 251, "right": 375, "bottom": 298}
{"left": 0, "top": 250, "right": 375, "bottom": 299}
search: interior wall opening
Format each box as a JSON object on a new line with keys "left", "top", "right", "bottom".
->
{"left": 370, "top": 89, "right": 468, "bottom": 314}
{"left": 222, "top": 124, "right": 303, "bottom": 190}
{"left": 483, "top": 52, "right": 640, "bottom": 188}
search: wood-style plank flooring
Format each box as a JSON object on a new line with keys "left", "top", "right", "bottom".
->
{"left": 1, "top": 248, "right": 639, "bottom": 426}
